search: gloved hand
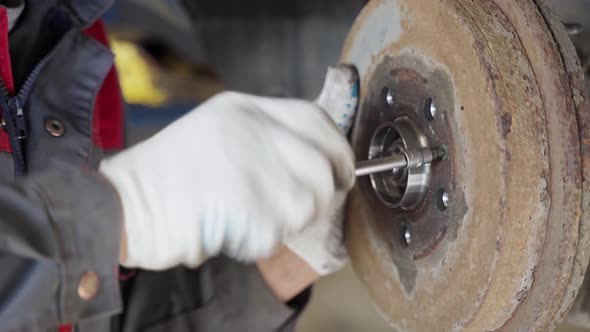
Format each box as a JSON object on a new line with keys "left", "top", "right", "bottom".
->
{"left": 100, "top": 78, "right": 356, "bottom": 270}
{"left": 284, "top": 65, "right": 359, "bottom": 276}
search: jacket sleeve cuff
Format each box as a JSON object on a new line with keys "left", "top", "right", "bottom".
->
{"left": 20, "top": 165, "right": 123, "bottom": 322}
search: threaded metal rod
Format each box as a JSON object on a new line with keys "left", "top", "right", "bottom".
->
{"left": 354, "top": 154, "right": 408, "bottom": 177}
{"left": 355, "top": 146, "right": 446, "bottom": 177}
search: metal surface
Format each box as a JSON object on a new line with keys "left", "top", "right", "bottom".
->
{"left": 385, "top": 88, "right": 395, "bottom": 108}
{"left": 355, "top": 154, "right": 408, "bottom": 177}
{"left": 341, "top": 0, "right": 590, "bottom": 331}
{"left": 367, "top": 118, "right": 433, "bottom": 210}
{"left": 439, "top": 189, "right": 450, "bottom": 210}
{"left": 345, "top": 49, "right": 459, "bottom": 268}
{"left": 403, "top": 227, "right": 411, "bottom": 246}
{"left": 45, "top": 118, "right": 65, "bottom": 137}
{"left": 356, "top": 145, "right": 446, "bottom": 180}
{"left": 425, "top": 98, "right": 436, "bottom": 121}
{"left": 547, "top": 1, "right": 590, "bottom": 329}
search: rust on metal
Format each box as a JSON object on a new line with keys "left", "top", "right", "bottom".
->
{"left": 341, "top": 0, "right": 589, "bottom": 331}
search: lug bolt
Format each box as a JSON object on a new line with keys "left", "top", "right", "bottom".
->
{"left": 425, "top": 97, "right": 437, "bottom": 120}
{"left": 438, "top": 189, "right": 450, "bottom": 210}
{"left": 402, "top": 226, "right": 411, "bottom": 246}
{"left": 385, "top": 88, "right": 394, "bottom": 107}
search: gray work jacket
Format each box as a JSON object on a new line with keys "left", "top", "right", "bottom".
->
{"left": 0, "top": 1, "right": 305, "bottom": 331}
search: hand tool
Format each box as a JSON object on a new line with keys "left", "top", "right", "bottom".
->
{"left": 354, "top": 146, "right": 447, "bottom": 177}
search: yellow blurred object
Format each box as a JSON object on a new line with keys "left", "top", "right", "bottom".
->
{"left": 110, "top": 38, "right": 168, "bottom": 106}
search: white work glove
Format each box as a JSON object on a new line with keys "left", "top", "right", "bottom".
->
{"left": 284, "top": 65, "right": 359, "bottom": 276}
{"left": 100, "top": 74, "right": 356, "bottom": 270}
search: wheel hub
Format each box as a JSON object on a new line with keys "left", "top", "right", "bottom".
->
{"left": 357, "top": 55, "right": 461, "bottom": 265}
{"left": 368, "top": 118, "right": 431, "bottom": 211}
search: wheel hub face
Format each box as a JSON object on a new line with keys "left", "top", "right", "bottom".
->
{"left": 360, "top": 57, "right": 459, "bottom": 263}
{"left": 340, "top": 0, "right": 590, "bottom": 331}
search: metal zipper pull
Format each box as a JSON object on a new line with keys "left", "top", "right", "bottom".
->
{"left": 0, "top": 42, "right": 56, "bottom": 176}
{"left": 8, "top": 96, "right": 26, "bottom": 139}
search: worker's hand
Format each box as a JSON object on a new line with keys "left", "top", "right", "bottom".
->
{"left": 257, "top": 66, "right": 359, "bottom": 302}
{"left": 100, "top": 87, "right": 355, "bottom": 270}
{"left": 283, "top": 65, "right": 358, "bottom": 276}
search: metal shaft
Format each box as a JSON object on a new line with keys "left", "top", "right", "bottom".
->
{"left": 355, "top": 146, "right": 447, "bottom": 177}
{"left": 355, "top": 154, "right": 408, "bottom": 177}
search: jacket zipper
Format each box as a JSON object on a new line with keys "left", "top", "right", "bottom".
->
{"left": 0, "top": 50, "right": 55, "bottom": 175}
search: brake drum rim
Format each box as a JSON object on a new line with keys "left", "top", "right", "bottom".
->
{"left": 340, "top": 0, "right": 586, "bottom": 330}
{"left": 501, "top": 0, "right": 590, "bottom": 328}
{"left": 453, "top": 1, "right": 590, "bottom": 330}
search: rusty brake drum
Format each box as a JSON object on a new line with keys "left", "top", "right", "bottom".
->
{"left": 341, "top": 0, "right": 590, "bottom": 331}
